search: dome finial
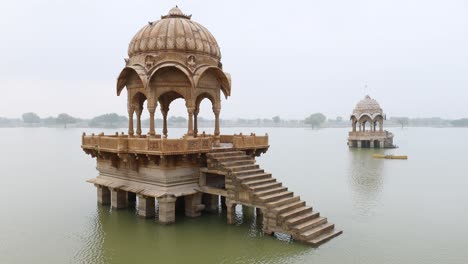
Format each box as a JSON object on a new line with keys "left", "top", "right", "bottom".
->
{"left": 162, "top": 6, "right": 192, "bottom": 19}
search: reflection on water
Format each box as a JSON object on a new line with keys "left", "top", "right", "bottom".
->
{"left": 1, "top": 127, "right": 468, "bottom": 264}
{"left": 348, "top": 148, "right": 385, "bottom": 217}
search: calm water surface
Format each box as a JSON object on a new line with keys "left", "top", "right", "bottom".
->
{"left": 0, "top": 127, "right": 467, "bottom": 264}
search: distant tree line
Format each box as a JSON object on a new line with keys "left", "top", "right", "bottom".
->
{"left": 0, "top": 112, "right": 467, "bottom": 128}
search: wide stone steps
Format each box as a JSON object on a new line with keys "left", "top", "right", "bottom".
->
{"left": 233, "top": 168, "right": 265, "bottom": 177}
{"left": 237, "top": 173, "right": 272, "bottom": 182}
{"left": 300, "top": 222, "right": 335, "bottom": 240}
{"left": 279, "top": 206, "right": 312, "bottom": 222}
{"left": 250, "top": 182, "right": 282, "bottom": 192}
{"left": 307, "top": 230, "right": 343, "bottom": 247}
{"left": 287, "top": 211, "right": 320, "bottom": 226}
{"left": 292, "top": 216, "right": 327, "bottom": 233}
{"left": 208, "top": 150, "right": 341, "bottom": 247}
{"left": 226, "top": 164, "right": 260, "bottom": 172}
{"left": 258, "top": 191, "right": 294, "bottom": 203}
{"left": 274, "top": 200, "right": 305, "bottom": 214}
{"left": 255, "top": 186, "right": 288, "bottom": 197}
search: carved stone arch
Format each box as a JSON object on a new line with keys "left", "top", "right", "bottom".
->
{"left": 131, "top": 91, "right": 148, "bottom": 109}
{"left": 116, "top": 65, "right": 148, "bottom": 96}
{"left": 149, "top": 62, "right": 194, "bottom": 89}
{"left": 195, "top": 91, "right": 217, "bottom": 111}
{"left": 149, "top": 64, "right": 194, "bottom": 106}
{"left": 194, "top": 66, "right": 231, "bottom": 98}
{"left": 358, "top": 113, "right": 373, "bottom": 122}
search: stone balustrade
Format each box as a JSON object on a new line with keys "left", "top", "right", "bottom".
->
{"left": 82, "top": 133, "right": 269, "bottom": 155}
{"left": 348, "top": 131, "right": 385, "bottom": 137}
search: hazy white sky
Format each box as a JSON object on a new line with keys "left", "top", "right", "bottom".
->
{"left": 1, "top": 0, "right": 467, "bottom": 119}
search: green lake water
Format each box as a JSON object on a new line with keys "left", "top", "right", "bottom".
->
{"left": 0, "top": 127, "right": 467, "bottom": 263}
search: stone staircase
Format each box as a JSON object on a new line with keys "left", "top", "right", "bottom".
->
{"left": 206, "top": 150, "right": 342, "bottom": 247}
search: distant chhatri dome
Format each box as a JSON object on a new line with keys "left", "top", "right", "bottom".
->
{"left": 352, "top": 95, "right": 383, "bottom": 117}
{"left": 128, "top": 6, "right": 221, "bottom": 59}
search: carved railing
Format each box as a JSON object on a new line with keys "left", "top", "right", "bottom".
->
{"left": 348, "top": 131, "right": 385, "bottom": 137}
{"left": 82, "top": 133, "right": 269, "bottom": 155}
{"left": 222, "top": 134, "right": 269, "bottom": 149}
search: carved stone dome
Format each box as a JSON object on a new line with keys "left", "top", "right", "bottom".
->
{"left": 353, "top": 95, "right": 383, "bottom": 116}
{"left": 127, "top": 6, "right": 221, "bottom": 60}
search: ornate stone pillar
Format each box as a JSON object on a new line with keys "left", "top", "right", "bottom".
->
{"left": 358, "top": 122, "right": 362, "bottom": 132}
{"left": 193, "top": 108, "right": 199, "bottom": 137}
{"left": 96, "top": 185, "right": 110, "bottom": 205}
{"left": 226, "top": 199, "right": 236, "bottom": 224}
{"left": 128, "top": 107, "right": 135, "bottom": 136}
{"left": 135, "top": 106, "right": 142, "bottom": 136}
{"left": 184, "top": 193, "right": 205, "bottom": 217}
{"left": 187, "top": 108, "right": 194, "bottom": 137}
{"left": 157, "top": 195, "right": 177, "bottom": 224}
{"left": 370, "top": 140, "right": 374, "bottom": 148}
{"left": 110, "top": 188, "right": 128, "bottom": 209}
{"left": 161, "top": 107, "right": 168, "bottom": 138}
{"left": 357, "top": 141, "right": 362, "bottom": 148}
{"left": 380, "top": 140, "right": 385, "bottom": 148}
{"left": 138, "top": 195, "right": 155, "bottom": 218}
{"left": 379, "top": 121, "right": 383, "bottom": 132}
{"left": 352, "top": 121, "right": 356, "bottom": 132}
{"left": 148, "top": 101, "right": 157, "bottom": 137}
{"left": 213, "top": 107, "right": 221, "bottom": 147}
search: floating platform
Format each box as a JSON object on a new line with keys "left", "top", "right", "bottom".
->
{"left": 372, "top": 154, "right": 408, "bottom": 160}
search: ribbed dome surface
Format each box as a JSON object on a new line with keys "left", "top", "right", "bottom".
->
{"left": 353, "top": 95, "right": 383, "bottom": 115}
{"left": 128, "top": 7, "right": 221, "bottom": 59}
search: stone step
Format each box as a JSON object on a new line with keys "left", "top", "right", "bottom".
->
{"left": 286, "top": 211, "right": 320, "bottom": 226}
{"left": 300, "top": 223, "right": 335, "bottom": 241}
{"left": 222, "top": 160, "right": 256, "bottom": 167}
{"left": 306, "top": 230, "right": 343, "bottom": 247}
{"left": 208, "top": 151, "right": 245, "bottom": 158}
{"left": 237, "top": 173, "right": 271, "bottom": 182}
{"left": 255, "top": 186, "right": 288, "bottom": 197}
{"left": 225, "top": 164, "right": 259, "bottom": 172}
{"left": 291, "top": 217, "right": 327, "bottom": 233}
{"left": 233, "top": 168, "right": 265, "bottom": 177}
{"left": 266, "top": 196, "right": 300, "bottom": 208}
{"left": 214, "top": 155, "right": 252, "bottom": 162}
{"left": 258, "top": 191, "right": 293, "bottom": 203}
{"left": 279, "top": 206, "right": 312, "bottom": 222}
{"left": 274, "top": 200, "right": 306, "bottom": 214}
{"left": 243, "top": 178, "right": 276, "bottom": 187}
{"left": 250, "top": 182, "right": 282, "bottom": 192}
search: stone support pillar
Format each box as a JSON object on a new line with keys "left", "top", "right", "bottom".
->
{"left": 202, "top": 194, "right": 219, "bottom": 212}
{"left": 187, "top": 108, "right": 194, "bottom": 137}
{"left": 161, "top": 107, "right": 168, "bottom": 138}
{"left": 213, "top": 107, "right": 221, "bottom": 147}
{"left": 226, "top": 199, "right": 236, "bottom": 225}
{"left": 128, "top": 108, "right": 135, "bottom": 136}
{"left": 193, "top": 109, "right": 199, "bottom": 137}
{"left": 96, "top": 185, "right": 110, "bottom": 205}
{"left": 357, "top": 140, "right": 362, "bottom": 148}
{"left": 157, "top": 195, "right": 177, "bottom": 224}
{"left": 111, "top": 188, "right": 128, "bottom": 209}
{"left": 185, "top": 193, "right": 205, "bottom": 217}
{"left": 137, "top": 195, "right": 155, "bottom": 218}
{"left": 370, "top": 140, "right": 375, "bottom": 148}
{"left": 135, "top": 106, "right": 142, "bottom": 136}
{"left": 148, "top": 104, "right": 156, "bottom": 137}
{"left": 358, "top": 123, "right": 362, "bottom": 132}
{"left": 380, "top": 140, "right": 385, "bottom": 148}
